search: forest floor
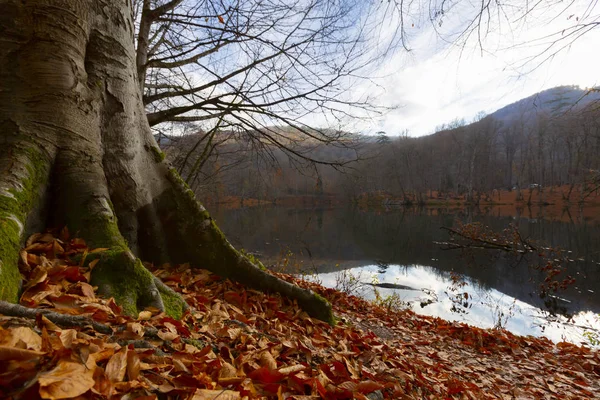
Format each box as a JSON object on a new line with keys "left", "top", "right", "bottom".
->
{"left": 1, "top": 232, "right": 600, "bottom": 399}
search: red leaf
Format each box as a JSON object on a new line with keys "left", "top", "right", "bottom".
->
{"left": 248, "top": 367, "right": 284, "bottom": 384}
{"left": 357, "top": 380, "right": 384, "bottom": 394}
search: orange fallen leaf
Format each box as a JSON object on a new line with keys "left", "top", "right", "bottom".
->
{"left": 138, "top": 311, "right": 152, "bottom": 320}
{"left": 38, "top": 361, "right": 95, "bottom": 399}
{"left": 259, "top": 350, "right": 277, "bottom": 370}
{"left": 58, "top": 329, "right": 78, "bottom": 349}
{"left": 105, "top": 346, "right": 128, "bottom": 383}
{"left": 357, "top": 380, "right": 384, "bottom": 394}
{"left": 127, "top": 348, "right": 141, "bottom": 381}
{"left": 193, "top": 389, "right": 241, "bottom": 399}
{"left": 0, "top": 345, "right": 45, "bottom": 361}
{"left": 0, "top": 326, "right": 42, "bottom": 350}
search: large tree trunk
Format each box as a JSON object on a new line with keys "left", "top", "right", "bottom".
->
{"left": 0, "top": 0, "right": 332, "bottom": 322}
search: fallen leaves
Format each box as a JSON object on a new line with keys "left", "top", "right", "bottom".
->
{"left": 38, "top": 361, "right": 95, "bottom": 399}
{"left": 0, "top": 231, "right": 599, "bottom": 399}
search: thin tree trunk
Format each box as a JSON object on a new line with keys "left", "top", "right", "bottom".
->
{"left": 0, "top": 0, "right": 332, "bottom": 323}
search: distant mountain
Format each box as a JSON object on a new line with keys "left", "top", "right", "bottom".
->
{"left": 489, "top": 85, "right": 600, "bottom": 123}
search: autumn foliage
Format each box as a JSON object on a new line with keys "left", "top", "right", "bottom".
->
{"left": 1, "top": 231, "right": 599, "bottom": 399}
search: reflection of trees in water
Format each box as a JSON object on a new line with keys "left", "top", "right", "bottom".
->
{"left": 213, "top": 206, "right": 600, "bottom": 314}
{"left": 351, "top": 207, "right": 600, "bottom": 315}
{"left": 375, "top": 260, "right": 389, "bottom": 274}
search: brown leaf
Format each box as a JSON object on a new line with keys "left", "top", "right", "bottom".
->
{"left": 357, "top": 380, "right": 384, "bottom": 394}
{"left": 0, "top": 345, "right": 44, "bottom": 361}
{"left": 193, "top": 389, "right": 241, "bottom": 399}
{"left": 219, "top": 362, "right": 237, "bottom": 379}
{"left": 278, "top": 364, "right": 306, "bottom": 375}
{"left": 89, "top": 247, "right": 110, "bottom": 253}
{"left": 259, "top": 350, "right": 277, "bottom": 370}
{"left": 126, "top": 322, "right": 145, "bottom": 339}
{"left": 23, "top": 266, "right": 48, "bottom": 290}
{"left": 79, "top": 282, "right": 96, "bottom": 298}
{"left": 58, "top": 329, "right": 78, "bottom": 349}
{"left": 127, "top": 348, "right": 141, "bottom": 381}
{"left": 138, "top": 310, "right": 152, "bottom": 321}
{"left": 38, "top": 361, "right": 95, "bottom": 399}
{"left": 105, "top": 346, "right": 128, "bottom": 383}
{"left": 20, "top": 250, "right": 30, "bottom": 268}
{"left": 37, "top": 314, "right": 61, "bottom": 332}
{"left": 86, "top": 347, "right": 115, "bottom": 370}
{"left": 157, "top": 329, "right": 178, "bottom": 341}
{"left": 0, "top": 326, "right": 42, "bottom": 350}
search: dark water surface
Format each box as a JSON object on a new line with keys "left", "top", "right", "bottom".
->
{"left": 212, "top": 206, "right": 600, "bottom": 344}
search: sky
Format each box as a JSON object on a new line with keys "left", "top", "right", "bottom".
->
{"left": 347, "top": 1, "right": 600, "bottom": 137}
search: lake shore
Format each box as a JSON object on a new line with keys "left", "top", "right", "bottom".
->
{"left": 203, "top": 184, "right": 600, "bottom": 224}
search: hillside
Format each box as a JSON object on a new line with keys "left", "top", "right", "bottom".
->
{"left": 160, "top": 85, "right": 600, "bottom": 205}
{"left": 491, "top": 86, "right": 600, "bottom": 123}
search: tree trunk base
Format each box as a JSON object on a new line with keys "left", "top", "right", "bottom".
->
{"left": 88, "top": 249, "right": 187, "bottom": 319}
{"left": 0, "top": 0, "right": 333, "bottom": 324}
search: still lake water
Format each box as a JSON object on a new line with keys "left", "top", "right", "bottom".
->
{"left": 212, "top": 206, "right": 600, "bottom": 345}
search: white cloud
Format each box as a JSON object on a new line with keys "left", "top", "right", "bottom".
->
{"left": 347, "top": 2, "right": 600, "bottom": 137}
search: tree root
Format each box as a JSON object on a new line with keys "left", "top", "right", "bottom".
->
{"left": 89, "top": 249, "right": 188, "bottom": 319}
{"left": 0, "top": 300, "right": 113, "bottom": 334}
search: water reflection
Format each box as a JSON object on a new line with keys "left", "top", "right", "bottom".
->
{"left": 317, "top": 264, "right": 597, "bottom": 344}
{"left": 212, "top": 206, "right": 600, "bottom": 344}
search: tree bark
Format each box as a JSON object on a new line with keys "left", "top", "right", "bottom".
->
{"left": 0, "top": 0, "right": 332, "bottom": 323}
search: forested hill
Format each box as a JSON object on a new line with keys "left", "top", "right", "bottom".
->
{"left": 490, "top": 85, "right": 600, "bottom": 123}
{"left": 162, "top": 85, "right": 600, "bottom": 204}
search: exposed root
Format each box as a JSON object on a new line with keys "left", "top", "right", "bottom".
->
{"left": 89, "top": 249, "right": 188, "bottom": 319}
{"left": 0, "top": 300, "right": 112, "bottom": 334}
{"left": 140, "top": 169, "right": 336, "bottom": 324}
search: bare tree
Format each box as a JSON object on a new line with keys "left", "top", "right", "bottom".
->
{"left": 134, "top": 0, "right": 403, "bottom": 168}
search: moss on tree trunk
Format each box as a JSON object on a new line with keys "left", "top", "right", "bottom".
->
{"left": 87, "top": 249, "right": 187, "bottom": 319}
{"left": 0, "top": 143, "right": 53, "bottom": 302}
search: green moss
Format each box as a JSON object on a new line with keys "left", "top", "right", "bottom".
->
{"left": 0, "top": 144, "right": 51, "bottom": 302}
{"left": 148, "top": 145, "right": 166, "bottom": 163}
{"left": 156, "top": 283, "right": 184, "bottom": 319}
{"left": 82, "top": 213, "right": 125, "bottom": 249}
{"left": 0, "top": 217, "right": 23, "bottom": 301}
{"left": 90, "top": 250, "right": 156, "bottom": 316}
{"left": 92, "top": 249, "right": 153, "bottom": 316}
{"left": 167, "top": 167, "right": 192, "bottom": 192}
{"left": 302, "top": 292, "right": 335, "bottom": 326}
{"left": 89, "top": 249, "right": 185, "bottom": 319}
{"left": 240, "top": 249, "right": 267, "bottom": 271}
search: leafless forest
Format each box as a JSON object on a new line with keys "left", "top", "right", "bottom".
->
{"left": 163, "top": 86, "right": 600, "bottom": 206}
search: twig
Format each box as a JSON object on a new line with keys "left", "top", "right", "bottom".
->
{"left": 440, "top": 226, "right": 522, "bottom": 252}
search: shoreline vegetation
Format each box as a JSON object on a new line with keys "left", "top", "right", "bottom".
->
{"left": 2, "top": 231, "right": 599, "bottom": 398}
{"left": 204, "top": 184, "right": 600, "bottom": 224}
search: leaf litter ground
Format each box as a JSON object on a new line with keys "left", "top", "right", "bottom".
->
{"left": 1, "top": 231, "right": 599, "bottom": 399}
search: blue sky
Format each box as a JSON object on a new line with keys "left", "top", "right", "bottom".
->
{"left": 343, "top": 1, "right": 600, "bottom": 137}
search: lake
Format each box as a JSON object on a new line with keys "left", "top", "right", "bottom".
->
{"left": 211, "top": 205, "right": 600, "bottom": 345}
